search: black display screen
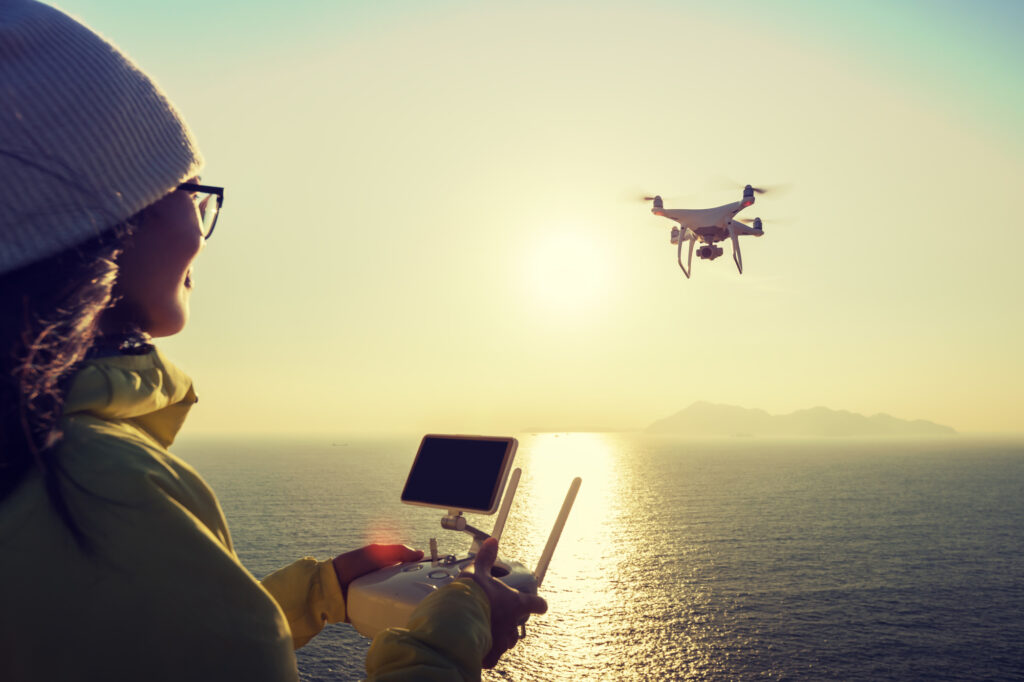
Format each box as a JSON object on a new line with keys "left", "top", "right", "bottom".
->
{"left": 401, "top": 436, "right": 515, "bottom": 513}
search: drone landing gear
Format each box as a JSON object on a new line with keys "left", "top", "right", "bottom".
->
{"left": 677, "top": 233, "right": 695, "bottom": 278}
{"left": 729, "top": 225, "right": 743, "bottom": 274}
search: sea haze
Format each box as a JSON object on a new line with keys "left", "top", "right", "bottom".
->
{"left": 173, "top": 434, "right": 1024, "bottom": 681}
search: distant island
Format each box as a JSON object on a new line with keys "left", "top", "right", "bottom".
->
{"left": 645, "top": 402, "right": 956, "bottom": 437}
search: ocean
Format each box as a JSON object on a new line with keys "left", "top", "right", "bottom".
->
{"left": 173, "top": 433, "right": 1024, "bottom": 681}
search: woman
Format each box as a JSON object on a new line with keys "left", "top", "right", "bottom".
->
{"left": 0, "top": 2, "right": 545, "bottom": 679}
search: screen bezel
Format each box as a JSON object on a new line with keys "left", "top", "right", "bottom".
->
{"left": 400, "top": 434, "right": 518, "bottom": 515}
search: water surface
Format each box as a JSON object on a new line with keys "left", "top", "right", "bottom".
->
{"left": 175, "top": 434, "right": 1024, "bottom": 681}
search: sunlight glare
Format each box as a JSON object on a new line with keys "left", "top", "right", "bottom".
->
{"left": 515, "top": 433, "right": 618, "bottom": 583}
{"left": 521, "top": 224, "right": 610, "bottom": 314}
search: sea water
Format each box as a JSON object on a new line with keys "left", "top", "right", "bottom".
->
{"left": 173, "top": 433, "right": 1024, "bottom": 681}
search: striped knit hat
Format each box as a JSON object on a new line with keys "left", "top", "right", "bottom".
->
{"left": 0, "top": 0, "right": 203, "bottom": 274}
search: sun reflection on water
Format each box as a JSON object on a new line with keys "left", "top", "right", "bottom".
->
{"left": 191, "top": 436, "right": 1024, "bottom": 681}
{"left": 487, "top": 433, "right": 717, "bottom": 681}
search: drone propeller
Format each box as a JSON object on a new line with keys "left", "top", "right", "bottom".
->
{"left": 715, "top": 177, "right": 791, "bottom": 196}
{"left": 750, "top": 182, "right": 792, "bottom": 196}
{"left": 628, "top": 192, "right": 667, "bottom": 208}
{"left": 621, "top": 188, "right": 662, "bottom": 203}
{"left": 636, "top": 191, "right": 673, "bottom": 202}
{"left": 623, "top": 185, "right": 698, "bottom": 204}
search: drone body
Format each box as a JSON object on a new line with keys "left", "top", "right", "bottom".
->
{"left": 647, "top": 185, "right": 765, "bottom": 278}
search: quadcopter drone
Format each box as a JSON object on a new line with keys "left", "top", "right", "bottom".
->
{"left": 645, "top": 185, "right": 768, "bottom": 278}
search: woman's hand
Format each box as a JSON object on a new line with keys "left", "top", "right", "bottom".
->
{"left": 459, "top": 537, "right": 548, "bottom": 668}
{"left": 333, "top": 544, "right": 424, "bottom": 599}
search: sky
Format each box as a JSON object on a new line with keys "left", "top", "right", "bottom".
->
{"left": 55, "top": 0, "right": 1024, "bottom": 435}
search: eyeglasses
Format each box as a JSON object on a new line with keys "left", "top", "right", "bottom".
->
{"left": 178, "top": 182, "right": 224, "bottom": 239}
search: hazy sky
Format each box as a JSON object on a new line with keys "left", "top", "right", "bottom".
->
{"left": 56, "top": 0, "right": 1023, "bottom": 434}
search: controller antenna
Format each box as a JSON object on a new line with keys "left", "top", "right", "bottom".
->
{"left": 533, "top": 477, "right": 581, "bottom": 588}
{"left": 489, "top": 467, "right": 521, "bottom": 544}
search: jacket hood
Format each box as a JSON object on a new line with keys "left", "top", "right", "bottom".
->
{"left": 63, "top": 348, "right": 198, "bottom": 448}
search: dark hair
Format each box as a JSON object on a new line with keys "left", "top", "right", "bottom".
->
{"left": 0, "top": 220, "right": 137, "bottom": 551}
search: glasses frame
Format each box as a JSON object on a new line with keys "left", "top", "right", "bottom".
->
{"left": 178, "top": 182, "right": 224, "bottom": 239}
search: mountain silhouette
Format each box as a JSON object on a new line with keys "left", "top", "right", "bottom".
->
{"left": 646, "top": 402, "right": 955, "bottom": 437}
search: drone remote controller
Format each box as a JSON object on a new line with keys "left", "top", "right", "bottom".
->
{"left": 347, "top": 435, "right": 581, "bottom": 639}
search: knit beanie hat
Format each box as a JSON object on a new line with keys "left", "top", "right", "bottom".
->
{"left": 0, "top": 0, "right": 203, "bottom": 274}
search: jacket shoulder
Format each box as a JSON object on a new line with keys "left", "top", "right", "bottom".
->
{"left": 60, "top": 412, "right": 233, "bottom": 550}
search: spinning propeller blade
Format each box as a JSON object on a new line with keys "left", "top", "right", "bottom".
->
{"left": 715, "top": 177, "right": 790, "bottom": 196}
{"left": 621, "top": 187, "right": 664, "bottom": 203}
{"left": 747, "top": 183, "right": 790, "bottom": 195}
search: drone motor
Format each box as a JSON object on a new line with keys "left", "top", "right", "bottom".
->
{"left": 644, "top": 195, "right": 664, "bottom": 210}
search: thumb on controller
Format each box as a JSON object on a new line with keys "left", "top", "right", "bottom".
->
{"left": 474, "top": 537, "right": 499, "bottom": 575}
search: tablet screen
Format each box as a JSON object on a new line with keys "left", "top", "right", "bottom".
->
{"left": 401, "top": 435, "right": 517, "bottom": 514}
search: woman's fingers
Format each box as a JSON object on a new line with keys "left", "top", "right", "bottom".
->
{"left": 519, "top": 590, "right": 548, "bottom": 616}
{"left": 461, "top": 538, "right": 551, "bottom": 669}
{"left": 334, "top": 544, "right": 424, "bottom": 591}
{"left": 483, "top": 628, "right": 520, "bottom": 668}
{"left": 365, "top": 544, "right": 424, "bottom": 568}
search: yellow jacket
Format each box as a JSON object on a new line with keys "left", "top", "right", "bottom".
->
{"left": 0, "top": 349, "right": 490, "bottom": 681}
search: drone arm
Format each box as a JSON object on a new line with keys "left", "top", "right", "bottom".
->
{"left": 677, "top": 231, "right": 694, "bottom": 278}
{"left": 729, "top": 219, "right": 762, "bottom": 236}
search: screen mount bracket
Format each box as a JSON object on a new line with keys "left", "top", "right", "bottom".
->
{"left": 438, "top": 467, "right": 523, "bottom": 555}
{"left": 440, "top": 510, "right": 491, "bottom": 554}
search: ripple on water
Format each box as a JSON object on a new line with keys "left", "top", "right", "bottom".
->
{"left": 175, "top": 434, "right": 1024, "bottom": 681}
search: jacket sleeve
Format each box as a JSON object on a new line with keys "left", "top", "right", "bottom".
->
{"left": 260, "top": 558, "right": 348, "bottom": 649}
{"left": 365, "top": 578, "right": 492, "bottom": 681}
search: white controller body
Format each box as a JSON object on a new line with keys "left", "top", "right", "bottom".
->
{"left": 347, "top": 554, "right": 537, "bottom": 638}
{"left": 347, "top": 470, "right": 580, "bottom": 640}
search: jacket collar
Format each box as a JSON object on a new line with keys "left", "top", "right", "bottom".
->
{"left": 63, "top": 348, "right": 198, "bottom": 448}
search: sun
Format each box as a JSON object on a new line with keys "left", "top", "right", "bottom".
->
{"left": 521, "top": 224, "right": 610, "bottom": 314}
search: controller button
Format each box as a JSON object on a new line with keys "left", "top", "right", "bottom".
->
{"left": 427, "top": 570, "right": 451, "bottom": 580}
